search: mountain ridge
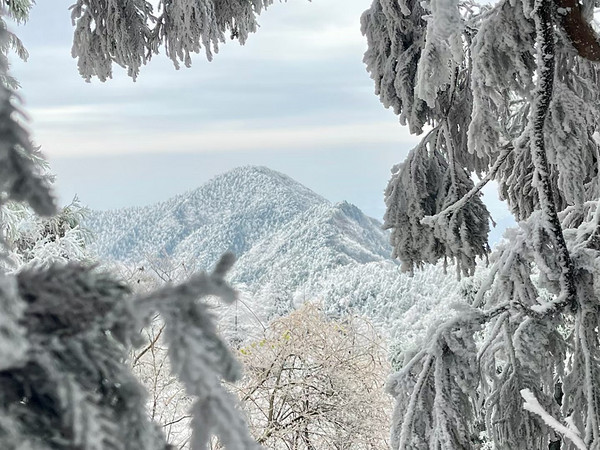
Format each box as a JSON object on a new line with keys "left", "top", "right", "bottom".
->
{"left": 86, "top": 166, "right": 330, "bottom": 266}
{"left": 86, "top": 165, "right": 463, "bottom": 352}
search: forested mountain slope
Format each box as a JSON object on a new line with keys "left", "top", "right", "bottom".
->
{"left": 86, "top": 166, "right": 327, "bottom": 267}
{"left": 87, "top": 166, "right": 392, "bottom": 277}
{"left": 87, "top": 166, "right": 463, "bottom": 349}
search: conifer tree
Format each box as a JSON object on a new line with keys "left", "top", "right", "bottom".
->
{"left": 362, "top": 0, "right": 600, "bottom": 448}
{"left": 0, "top": 1, "right": 292, "bottom": 449}
{"left": 7, "top": 0, "right": 600, "bottom": 447}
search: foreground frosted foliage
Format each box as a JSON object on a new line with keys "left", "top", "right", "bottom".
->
{"left": 0, "top": 256, "right": 259, "bottom": 450}
{"left": 363, "top": 0, "right": 491, "bottom": 276}
{"left": 0, "top": 5, "right": 261, "bottom": 448}
{"left": 0, "top": 31, "right": 53, "bottom": 218}
{"left": 363, "top": 0, "right": 600, "bottom": 447}
{"left": 70, "top": 0, "right": 281, "bottom": 80}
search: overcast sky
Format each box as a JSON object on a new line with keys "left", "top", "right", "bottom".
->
{"left": 10, "top": 0, "right": 512, "bottom": 242}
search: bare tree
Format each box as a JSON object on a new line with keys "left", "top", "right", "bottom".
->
{"left": 232, "top": 303, "right": 391, "bottom": 450}
{"left": 132, "top": 315, "right": 192, "bottom": 450}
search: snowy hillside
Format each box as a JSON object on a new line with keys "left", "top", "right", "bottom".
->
{"left": 86, "top": 166, "right": 327, "bottom": 267}
{"left": 87, "top": 166, "right": 391, "bottom": 274}
{"left": 87, "top": 166, "right": 465, "bottom": 350}
{"left": 231, "top": 201, "right": 391, "bottom": 289}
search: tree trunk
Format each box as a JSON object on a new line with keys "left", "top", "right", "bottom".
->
{"left": 531, "top": 0, "right": 577, "bottom": 312}
{"left": 555, "top": 0, "right": 600, "bottom": 61}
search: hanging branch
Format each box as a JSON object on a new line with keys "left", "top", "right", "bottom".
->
{"left": 530, "top": 0, "right": 577, "bottom": 311}
{"left": 421, "top": 144, "right": 513, "bottom": 225}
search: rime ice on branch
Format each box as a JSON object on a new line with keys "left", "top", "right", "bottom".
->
{"left": 70, "top": 0, "right": 279, "bottom": 81}
{"left": 362, "top": 0, "right": 600, "bottom": 447}
{"left": 0, "top": 2, "right": 269, "bottom": 448}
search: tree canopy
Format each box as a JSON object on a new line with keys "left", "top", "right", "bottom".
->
{"left": 3, "top": 0, "right": 600, "bottom": 448}
{"left": 361, "top": 0, "right": 600, "bottom": 447}
{"left": 70, "top": 0, "right": 280, "bottom": 81}
{"left": 234, "top": 303, "right": 391, "bottom": 449}
{"left": 0, "top": 1, "right": 282, "bottom": 449}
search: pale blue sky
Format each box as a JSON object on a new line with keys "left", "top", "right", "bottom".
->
{"left": 10, "top": 0, "right": 512, "bottom": 241}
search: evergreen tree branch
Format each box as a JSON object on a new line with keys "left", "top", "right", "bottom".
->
{"left": 396, "top": 354, "right": 434, "bottom": 449}
{"left": 421, "top": 143, "right": 512, "bottom": 225}
{"left": 521, "top": 389, "right": 587, "bottom": 450}
{"left": 530, "top": 0, "right": 577, "bottom": 313}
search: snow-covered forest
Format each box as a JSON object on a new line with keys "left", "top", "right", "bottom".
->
{"left": 2, "top": 0, "right": 600, "bottom": 449}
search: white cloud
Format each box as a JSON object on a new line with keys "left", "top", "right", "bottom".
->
{"left": 36, "top": 119, "right": 418, "bottom": 157}
{"left": 240, "top": 23, "right": 367, "bottom": 62}
{"left": 28, "top": 104, "right": 122, "bottom": 123}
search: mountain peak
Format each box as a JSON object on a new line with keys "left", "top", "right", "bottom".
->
{"left": 182, "top": 165, "right": 327, "bottom": 211}
{"left": 87, "top": 166, "right": 329, "bottom": 264}
{"left": 220, "top": 165, "right": 290, "bottom": 178}
{"left": 197, "top": 165, "right": 320, "bottom": 196}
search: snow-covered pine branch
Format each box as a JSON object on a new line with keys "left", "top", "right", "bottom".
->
{"left": 363, "top": 0, "right": 600, "bottom": 447}
{"left": 383, "top": 122, "right": 490, "bottom": 276}
{"left": 0, "top": 10, "right": 262, "bottom": 448}
{"left": 1, "top": 253, "right": 259, "bottom": 449}
{"left": 70, "top": 0, "right": 282, "bottom": 81}
{"left": 521, "top": 389, "right": 587, "bottom": 450}
{"left": 0, "top": 23, "right": 54, "bottom": 217}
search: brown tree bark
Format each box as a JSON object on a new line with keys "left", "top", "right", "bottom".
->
{"left": 555, "top": 0, "right": 600, "bottom": 61}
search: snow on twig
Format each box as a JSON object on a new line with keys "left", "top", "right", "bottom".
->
{"left": 520, "top": 389, "right": 587, "bottom": 450}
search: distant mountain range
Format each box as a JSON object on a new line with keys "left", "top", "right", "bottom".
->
{"left": 86, "top": 166, "right": 463, "bottom": 350}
